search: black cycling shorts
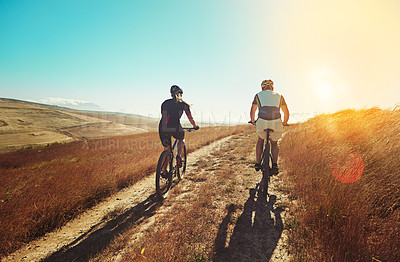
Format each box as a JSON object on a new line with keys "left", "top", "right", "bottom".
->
{"left": 158, "top": 125, "right": 185, "bottom": 147}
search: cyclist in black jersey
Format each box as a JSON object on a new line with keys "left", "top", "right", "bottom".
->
{"left": 159, "top": 85, "right": 199, "bottom": 166}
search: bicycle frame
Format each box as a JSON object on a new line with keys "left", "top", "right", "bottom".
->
{"left": 167, "top": 127, "right": 195, "bottom": 174}
{"left": 169, "top": 127, "right": 195, "bottom": 153}
{"left": 170, "top": 136, "right": 181, "bottom": 160}
{"left": 164, "top": 136, "right": 180, "bottom": 180}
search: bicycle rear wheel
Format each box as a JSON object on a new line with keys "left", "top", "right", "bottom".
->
{"left": 261, "top": 146, "right": 271, "bottom": 200}
{"left": 262, "top": 164, "right": 270, "bottom": 200}
{"left": 156, "top": 150, "right": 172, "bottom": 199}
{"left": 177, "top": 145, "right": 187, "bottom": 180}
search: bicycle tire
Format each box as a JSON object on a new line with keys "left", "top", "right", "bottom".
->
{"left": 261, "top": 144, "right": 271, "bottom": 200}
{"left": 177, "top": 145, "right": 187, "bottom": 180}
{"left": 156, "top": 150, "right": 172, "bottom": 199}
{"left": 262, "top": 167, "right": 269, "bottom": 200}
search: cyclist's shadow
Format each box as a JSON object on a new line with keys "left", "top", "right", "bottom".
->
{"left": 43, "top": 193, "right": 163, "bottom": 262}
{"left": 214, "top": 187, "right": 284, "bottom": 262}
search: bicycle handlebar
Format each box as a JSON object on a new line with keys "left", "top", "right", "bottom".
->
{"left": 248, "top": 120, "right": 290, "bottom": 126}
{"left": 183, "top": 126, "right": 199, "bottom": 132}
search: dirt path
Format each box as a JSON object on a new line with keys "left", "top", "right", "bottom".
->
{"left": 3, "top": 134, "right": 292, "bottom": 262}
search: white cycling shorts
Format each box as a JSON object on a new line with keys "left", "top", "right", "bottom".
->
{"left": 256, "top": 118, "right": 284, "bottom": 141}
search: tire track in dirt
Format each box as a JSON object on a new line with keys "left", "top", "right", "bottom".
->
{"left": 2, "top": 136, "right": 233, "bottom": 262}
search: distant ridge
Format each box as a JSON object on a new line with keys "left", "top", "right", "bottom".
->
{"left": 0, "top": 97, "right": 158, "bottom": 152}
{"left": 37, "top": 97, "right": 104, "bottom": 111}
{"left": 82, "top": 110, "right": 159, "bottom": 121}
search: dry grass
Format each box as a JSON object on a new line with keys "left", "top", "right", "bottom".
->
{"left": 6, "top": 107, "right": 398, "bottom": 260}
{"left": 0, "top": 125, "right": 250, "bottom": 257}
{"left": 280, "top": 108, "right": 400, "bottom": 261}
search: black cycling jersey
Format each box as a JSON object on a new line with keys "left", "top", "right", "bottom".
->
{"left": 158, "top": 98, "right": 191, "bottom": 147}
{"left": 159, "top": 99, "right": 191, "bottom": 129}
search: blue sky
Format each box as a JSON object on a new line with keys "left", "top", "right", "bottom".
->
{"left": 1, "top": 0, "right": 399, "bottom": 123}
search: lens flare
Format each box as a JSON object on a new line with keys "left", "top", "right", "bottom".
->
{"left": 331, "top": 150, "right": 364, "bottom": 183}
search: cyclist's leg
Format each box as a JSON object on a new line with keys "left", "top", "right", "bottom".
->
{"left": 159, "top": 130, "right": 172, "bottom": 172}
{"left": 174, "top": 125, "right": 185, "bottom": 156}
{"left": 159, "top": 124, "right": 172, "bottom": 151}
{"left": 269, "top": 119, "right": 284, "bottom": 163}
{"left": 172, "top": 126, "right": 185, "bottom": 167}
{"left": 255, "top": 120, "right": 267, "bottom": 164}
{"left": 255, "top": 120, "right": 268, "bottom": 171}
{"left": 270, "top": 131, "right": 282, "bottom": 175}
{"left": 256, "top": 137, "right": 264, "bottom": 164}
{"left": 270, "top": 139, "right": 279, "bottom": 164}
{"left": 176, "top": 139, "right": 184, "bottom": 168}
{"left": 160, "top": 134, "right": 171, "bottom": 152}
{"left": 177, "top": 139, "right": 184, "bottom": 155}
{"left": 270, "top": 139, "right": 279, "bottom": 175}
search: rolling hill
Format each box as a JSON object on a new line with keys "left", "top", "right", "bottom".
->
{"left": 0, "top": 98, "right": 158, "bottom": 152}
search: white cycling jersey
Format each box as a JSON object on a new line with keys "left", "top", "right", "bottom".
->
{"left": 253, "top": 90, "right": 282, "bottom": 120}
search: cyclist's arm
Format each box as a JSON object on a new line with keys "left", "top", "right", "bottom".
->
{"left": 183, "top": 104, "right": 197, "bottom": 128}
{"left": 280, "top": 96, "right": 290, "bottom": 125}
{"left": 160, "top": 101, "right": 167, "bottom": 124}
{"left": 186, "top": 112, "right": 197, "bottom": 128}
{"left": 250, "top": 103, "right": 258, "bottom": 123}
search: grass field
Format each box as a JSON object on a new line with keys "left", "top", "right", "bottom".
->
{"left": 0, "top": 125, "right": 249, "bottom": 257}
{"left": 2, "top": 107, "right": 399, "bottom": 260}
{"left": 280, "top": 108, "right": 400, "bottom": 261}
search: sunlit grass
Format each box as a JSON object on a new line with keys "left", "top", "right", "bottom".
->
{"left": 280, "top": 108, "right": 400, "bottom": 261}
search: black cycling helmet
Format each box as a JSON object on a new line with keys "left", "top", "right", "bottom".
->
{"left": 170, "top": 85, "right": 183, "bottom": 95}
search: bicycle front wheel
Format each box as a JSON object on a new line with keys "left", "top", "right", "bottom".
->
{"left": 177, "top": 145, "right": 187, "bottom": 180}
{"left": 156, "top": 150, "right": 172, "bottom": 199}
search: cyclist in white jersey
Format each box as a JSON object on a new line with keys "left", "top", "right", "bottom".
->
{"left": 250, "top": 79, "right": 290, "bottom": 174}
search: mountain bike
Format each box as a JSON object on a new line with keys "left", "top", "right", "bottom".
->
{"left": 155, "top": 127, "right": 196, "bottom": 199}
{"left": 249, "top": 121, "right": 289, "bottom": 201}
{"left": 259, "top": 128, "right": 274, "bottom": 200}
{"left": 249, "top": 121, "right": 274, "bottom": 201}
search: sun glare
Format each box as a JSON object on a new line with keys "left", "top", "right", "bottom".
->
{"left": 316, "top": 83, "right": 334, "bottom": 100}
